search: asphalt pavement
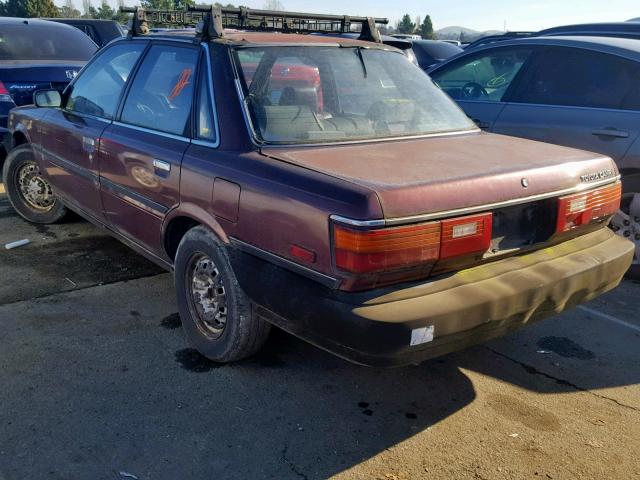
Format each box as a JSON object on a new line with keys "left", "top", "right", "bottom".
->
{"left": 1, "top": 183, "right": 639, "bottom": 480}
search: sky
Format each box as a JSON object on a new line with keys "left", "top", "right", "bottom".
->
{"left": 54, "top": 0, "right": 640, "bottom": 32}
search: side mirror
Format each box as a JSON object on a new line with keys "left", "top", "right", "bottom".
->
{"left": 33, "top": 89, "right": 61, "bottom": 108}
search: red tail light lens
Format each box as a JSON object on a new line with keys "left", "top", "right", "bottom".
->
{"left": 441, "top": 213, "right": 492, "bottom": 259}
{"left": 556, "top": 183, "right": 621, "bottom": 232}
{"left": 333, "top": 212, "right": 493, "bottom": 274}
{"left": 334, "top": 222, "right": 441, "bottom": 273}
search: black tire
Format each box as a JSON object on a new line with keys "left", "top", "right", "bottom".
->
{"left": 2, "top": 144, "right": 67, "bottom": 224}
{"left": 175, "top": 226, "right": 271, "bottom": 362}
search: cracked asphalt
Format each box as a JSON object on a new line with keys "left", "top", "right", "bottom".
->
{"left": 1, "top": 183, "right": 639, "bottom": 480}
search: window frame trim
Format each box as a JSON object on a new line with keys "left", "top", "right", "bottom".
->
{"left": 191, "top": 42, "right": 221, "bottom": 148}
{"left": 63, "top": 40, "right": 149, "bottom": 121}
{"left": 115, "top": 40, "right": 201, "bottom": 139}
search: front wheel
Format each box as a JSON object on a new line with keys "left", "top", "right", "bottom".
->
{"left": 2, "top": 144, "right": 67, "bottom": 224}
{"left": 174, "top": 226, "right": 271, "bottom": 362}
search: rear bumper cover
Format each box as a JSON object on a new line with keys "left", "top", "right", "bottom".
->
{"left": 230, "top": 228, "right": 634, "bottom": 367}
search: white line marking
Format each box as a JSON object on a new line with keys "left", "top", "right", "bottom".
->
{"left": 578, "top": 305, "right": 640, "bottom": 333}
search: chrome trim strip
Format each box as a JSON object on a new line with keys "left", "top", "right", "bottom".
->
{"left": 112, "top": 121, "right": 191, "bottom": 143}
{"left": 201, "top": 43, "right": 221, "bottom": 148}
{"left": 230, "top": 237, "right": 340, "bottom": 289}
{"left": 330, "top": 175, "right": 621, "bottom": 228}
{"left": 101, "top": 177, "right": 169, "bottom": 218}
{"left": 63, "top": 109, "right": 112, "bottom": 124}
{"left": 260, "top": 128, "right": 480, "bottom": 148}
{"left": 191, "top": 139, "right": 219, "bottom": 148}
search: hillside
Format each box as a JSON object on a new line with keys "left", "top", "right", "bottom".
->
{"left": 436, "top": 26, "right": 503, "bottom": 41}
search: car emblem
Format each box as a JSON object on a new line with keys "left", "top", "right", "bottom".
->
{"left": 65, "top": 70, "right": 79, "bottom": 80}
{"left": 580, "top": 170, "right": 613, "bottom": 182}
{"left": 521, "top": 178, "right": 529, "bottom": 188}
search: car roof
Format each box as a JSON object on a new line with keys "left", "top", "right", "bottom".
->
{"left": 464, "top": 35, "right": 640, "bottom": 58}
{"left": 144, "top": 30, "right": 393, "bottom": 49}
{"left": 0, "top": 16, "right": 75, "bottom": 27}
{"left": 538, "top": 22, "right": 640, "bottom": 35}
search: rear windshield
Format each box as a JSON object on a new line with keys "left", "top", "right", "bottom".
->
{"left": 234, "top": 46, "right": 475, "bottom": 144}
{"left": 0, "top": 24, "right": 97, "bottom": 61}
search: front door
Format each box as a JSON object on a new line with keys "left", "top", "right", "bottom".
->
{"left": 99, "top": 44, "right": 200, "bottom": 257}
{"left": 39, "top": 42, "right": 145, "bottom": 219}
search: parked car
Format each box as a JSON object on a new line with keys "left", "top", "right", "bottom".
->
{"left": 410, "top": 39, "right": 462, "bottom": 70}
{"left": 537, "top": 22, "right": 640, "bottom": 40}
{"left": 47, "top": 18, "right": 125, "bottom": 47}
{"left": 428, "top": 35, "right": 640, "bottom": 272}
{"left": 463, "top": 31, "right": 534, "bottom": 50}
{"left": 0, "top": 17, "right": 97, "bottom": 136}
{"left": 391, "top": 33, "right": 421, "bottom": 40}
{"left": 1, "top": 10, "right": 633, "bottom": 366}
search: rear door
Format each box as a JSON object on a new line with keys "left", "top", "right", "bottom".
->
{"left": 493, "top": 46, "right": 640, "bottom": 163}
{"left": 39, "top": 42, "right": 144, "bottom": 218}
{"left": 429, "top": 46, "right": 533, "bottom": 129}
{"left": 99, "top": 43, "right": 199, "bottom": 256}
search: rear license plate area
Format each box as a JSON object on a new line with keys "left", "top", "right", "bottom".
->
{"left": 490, "top": 199, "right": 557, "bottom": 252}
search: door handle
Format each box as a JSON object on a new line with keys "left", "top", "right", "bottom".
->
{"left": 592, "top": 128, "right": 629, "bottom": 139}
{"left": 152, "top": 159, "right": 171, "bottom": 173}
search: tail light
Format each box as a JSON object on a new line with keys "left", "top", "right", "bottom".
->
{"left": 556, "top": 182, "right": 621, "bottom": 233}
{"left": 333, "top": 212, "right": 492, "bottom": 274}
{"left": 0, "top": 81, "right": 12, "bottom": 103}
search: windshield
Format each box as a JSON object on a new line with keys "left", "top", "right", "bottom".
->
{"left": 0, "top": 24, "right": 97, "bottom": 61}
{"left": 234, "top": 46, "right": 475, "bottom": 144}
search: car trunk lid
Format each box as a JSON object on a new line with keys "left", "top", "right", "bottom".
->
{"left": 261, "top": 132, "right": 618, "bottom": 220}
{"left": 0, "top": 61, "right": 84, "bottom": 106}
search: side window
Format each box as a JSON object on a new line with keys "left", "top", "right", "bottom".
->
{"left": 121, "top": 45, "right": 199, "bottom": 136}
{"left": 431, "top": 47, "right": 532, "bottom": 102}
{"left": 197, "top": 65, "right": 216, "bottom": 141}
{"left": 66, "top": 43, "right": 144, "bottom": 119}
{"left": 514, "top": 48, "right": 640, "bottom": 110}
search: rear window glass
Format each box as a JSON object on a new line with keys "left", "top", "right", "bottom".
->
{"left": 0, "top": 23, "right": 97, "bottom": 61}
{"left": 413, "top": 41, "right": 462, "bottom": 60}
{"left": 235, "top": 46, "right": 474, "bottom": 144}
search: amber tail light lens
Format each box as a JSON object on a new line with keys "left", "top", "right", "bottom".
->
{"left": 334, "top": 222, "right": 441, "bottom": 273}
{"left": 333, "top": 213, "right": 493, "bottom": 274}
{"left": 556, "top": 182, "right": 621, "bottom": 233}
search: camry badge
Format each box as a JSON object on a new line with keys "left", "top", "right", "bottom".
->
{"left": 580, "top": 170, "right": 613, "bottom": 182}
{"left": 65, "top": 70, "right": 79, "bottom": 80}
{"left": 521, "top": 178, "right": 529, "bottom": 188}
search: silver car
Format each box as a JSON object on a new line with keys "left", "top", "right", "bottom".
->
{"left": 428, "top": 35, "right": 640, "bottom": 272}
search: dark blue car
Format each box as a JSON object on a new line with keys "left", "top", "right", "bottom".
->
{"left": 0, "top": 17, "right": 97, "bottom": 132}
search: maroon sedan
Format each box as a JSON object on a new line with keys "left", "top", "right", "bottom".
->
{"left": 1, "top": 20, "right": 634, "bottom": 366}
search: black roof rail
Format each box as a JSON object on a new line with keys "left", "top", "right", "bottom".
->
{"left": 119, "top": 5, "right": 387, "bottom": 43}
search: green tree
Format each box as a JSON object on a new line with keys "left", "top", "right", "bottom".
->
{"left": 59, "top": 0, "right": 81, "bottom": 17}
{"left": 396, "top": 14, "right": 415, "bottom": 35}
{"left": 419, "top": 15, "right": 434, "bottom": 39}
{"left": 0, "top": 0, "right": 29, "bottom": 17}
{"left": 26, "top": 0, "right": 58, "bottom": 16}
{"left": 95, "top": 0, "right": 114, "bottom": 19}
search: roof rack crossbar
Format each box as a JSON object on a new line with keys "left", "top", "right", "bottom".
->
{"left": 119, "top": 5, "right": 388, "bottom": 42}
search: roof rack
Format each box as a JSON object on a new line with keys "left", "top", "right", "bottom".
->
{"left": 120, "top": 5, "right": 388, "bottom": 43}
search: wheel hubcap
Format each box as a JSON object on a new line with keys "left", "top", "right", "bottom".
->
{"left": 187, "top": 254, "right": 227, "bottom": 337}
{"left": 16, "top": 161, "right": 55, "bottom": 211}
{"left": 611, "top": 193, "right": 640, "bottom": 265}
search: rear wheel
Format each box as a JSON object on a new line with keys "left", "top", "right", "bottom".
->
{"left": 174, "top": 226, "right": 271, "bottom": 362}
{"left": 2, "top": 144, "right": 67, "bottom": 224}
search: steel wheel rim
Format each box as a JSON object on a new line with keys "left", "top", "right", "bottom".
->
{"left": 16, "top": 161, "right": 55, "bottom": 212}
{"left": 186, "top": 252, "right": 228, "bottom": 338}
